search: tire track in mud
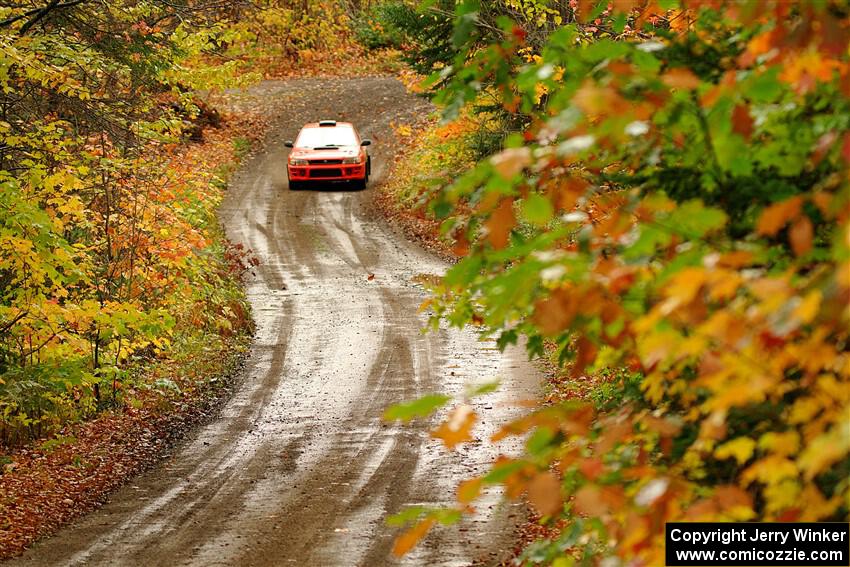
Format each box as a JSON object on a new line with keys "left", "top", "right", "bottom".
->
{"left": 9, "top": 77, "right": 539, "bottom": 567}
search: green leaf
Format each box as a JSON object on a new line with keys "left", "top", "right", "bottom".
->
{"left": 466, "top": 379, "right": 501, "bottom": 397}
{"left": 742, "top": 68, "right": 783, "bottom": 103}
{"left": 612, "top": 12, "right": 627, "bottom": 34}
{"left": 386, "top": 506, "right": 428, "bottom": 527}
{"left": 432, "top": 508, "right": 462, "bottom": 525}
{"left": 526, "top": 426, "right": 556, "bottom": 455}
{"left": 383, "top": 394, "right": 451, "bottom": 422}
{"left": 623, "top": 224, "right": 672, "bottom": 260}
{"left": 666, "top": 200, "right": 728, "bottom": 238}
{"left": 444, "top": 256, "right": 483, "bottom": 287}
{"left": 522, "top": 193, "right": 554, "bottom": 227}
{"left": 483, "top": 459, "right": 526, "bottom": 483}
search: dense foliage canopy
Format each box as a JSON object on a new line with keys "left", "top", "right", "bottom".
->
{"left": 0, "top": 0, "right": 360, "bottom": 447}
{"left": 385, "top": 1, "right": 850, "bottom": 563}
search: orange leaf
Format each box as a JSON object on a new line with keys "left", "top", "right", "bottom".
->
{"left": 491, "top": 147, "right": 531, "bottom": 179}
{"left": 595, "top": 418, "right": 633, "bottom": 453}
{"left": 549, "top": 177, "right": 587, "bottom": 212}
{"left": 452, "top": 230, "right": 469, "bottom": 256}
{"left": 457, "top": 478, "right": 482, "bottom": 504}
{"left": 756, "top": 196, "right": 803, "bottom": 236}
{"left": 713, "top": 485, "right": 753, "bottom": 511}
{"left": 746, "top": 31, "right": 774, "bottom": 59}
{"left": 578, "top": 457, "right": 606, "bottom": 481}
{"left": 527, "top": 471, "right": 562, "bottom": 516}
{"left": 643, "top": 415, "right": 683, "bottom": 438}
{"left": 392, "top": 517, "right": 435, "bottom": 556}
{"left": 789, "top": 216, "right": 813, "bottom": 256}
{"left": 610, "top": 0, "right": 638, "bottom": 13}
{"left": 664, "top": 267, "right": 707, "bottom": 304}
{"left": 812, "top": 192, "right": 832, "bottom": 217}
{"left": 574, "top": 81, "right": 628, "bottom": 117}
{"left": 485, "top": 198, "right": 515, "bottom": 250}
{"left": 572, "top": 336, "right": 598, "bottom": 378}
{"left": 431, "top": 404, "right": 477, "bottom": 450}
{"left": 731, "top": 104, "right": 753, "bottom": 140}
{"left": 717, "top": 250, "right": 753, "bottom": 268}
{"left": 662, "top": 68, "right": 701, "bottom": 90}
{"left": 573, "top": 484, "right": 624, "bottom": 517}
{"left": 532, "top": 287, "right": 577, "bottom": 335}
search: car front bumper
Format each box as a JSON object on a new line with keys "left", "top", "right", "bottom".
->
{"left": 288, "top": 163, "right": 366, "bottom": 181}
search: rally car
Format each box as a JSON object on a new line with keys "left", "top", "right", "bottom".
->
{"left": 285, "top": 120, "right": 371, "bottom": 190}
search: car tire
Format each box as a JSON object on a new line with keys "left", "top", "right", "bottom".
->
{"left": 351, "top": 178, "right": 367, "bottom": 191}
{"left": 289, "top": 180, "right": 301, "bottom": 191}
{"left": 366, "top": 156, "right": 371, "bottom": 181}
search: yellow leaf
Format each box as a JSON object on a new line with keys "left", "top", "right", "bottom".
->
{"left": 715, "top": 437, "right": 756, "bottom": 465}
{"left": 789, "top": 397, "right": 820, "bottom": 424}
{"left": 707, "top": 270, "right": 742, "bottom": 301}
{"left": 798, "top": 485, "right": 843, "bottom": 521}
{"left": 798, "top": 424, "right": 850, "bottom": 480}
{"left": 664, "top": 268, "right": 707, "bottom": 304}
{"left": 742, "top": 456, "right": 797, "bottom": 486}
{"left": 758, "top": 431, "right": 800, "bottom": 457}
{"left": 762, "top": 478, "right": 801, "bottom": 514}
{"left": 793, "top": 290, "right": 822, "bottom": 324}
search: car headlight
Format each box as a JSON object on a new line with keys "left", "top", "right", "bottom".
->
{"left": 342, "top": 156, "right": 362, "bottom": 164}
{"left": 289, "top": 158, "right": 308, "bottom": 166}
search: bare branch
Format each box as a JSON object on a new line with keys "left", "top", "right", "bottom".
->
{"left": 0, "top": 0, "right": 89, "bottom": 33}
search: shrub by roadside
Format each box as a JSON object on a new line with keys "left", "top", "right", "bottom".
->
{"left": 373, "top": 111, "right": 486, "bottom": 261}
{"left": 0, "top": 104, "right": 263, "bottom": 559}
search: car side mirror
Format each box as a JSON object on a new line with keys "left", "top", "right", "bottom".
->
{"left": 284, "top": 141, "right": 294, "bottom": 148}
{"left": 360, "top": 139, "right": 372, "bottom": 146}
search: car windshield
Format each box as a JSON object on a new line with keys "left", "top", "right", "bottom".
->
{"left": 295, "top": 127, "right": 358, "bottom": 148}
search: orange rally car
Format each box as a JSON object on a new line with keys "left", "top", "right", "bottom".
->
{"left": 285, "top": 120, "right": 372, "bottom": 190}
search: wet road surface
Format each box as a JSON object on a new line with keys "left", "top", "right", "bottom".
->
{"left": 9, "top": 78, "right": 539, "bottom": 566}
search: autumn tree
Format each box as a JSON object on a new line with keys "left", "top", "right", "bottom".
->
{"left": 0, "top": 0, "right": 265, "bottom": 445}
{"left": 387, "top": 1, "right": 850, "bottom": 563}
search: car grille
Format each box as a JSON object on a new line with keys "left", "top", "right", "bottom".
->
{"left": 310, "top": 168, "right": 343, "bottom": 178}
{"left": 309, "top": 159, "right": 343, "bottom": 165}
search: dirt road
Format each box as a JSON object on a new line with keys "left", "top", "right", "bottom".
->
{"left": 9, "top": 78, "right": 539, "bottom": 566}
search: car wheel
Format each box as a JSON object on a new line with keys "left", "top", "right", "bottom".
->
{"left": 289, "top": 180, "right": 301, "bottom": 191}
{"left": 351, "top": 178, "right": 367, "bottom": 191}
{"left": 366, "top": 156, "right": 371, "bottom": 181}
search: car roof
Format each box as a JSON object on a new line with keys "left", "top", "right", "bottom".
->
{"left": 301, "top": 121, "right": 354, "bottom": 129}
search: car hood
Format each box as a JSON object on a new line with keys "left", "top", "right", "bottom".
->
{"left": 289, "top": 146, "right": 360, "bottom": 160}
